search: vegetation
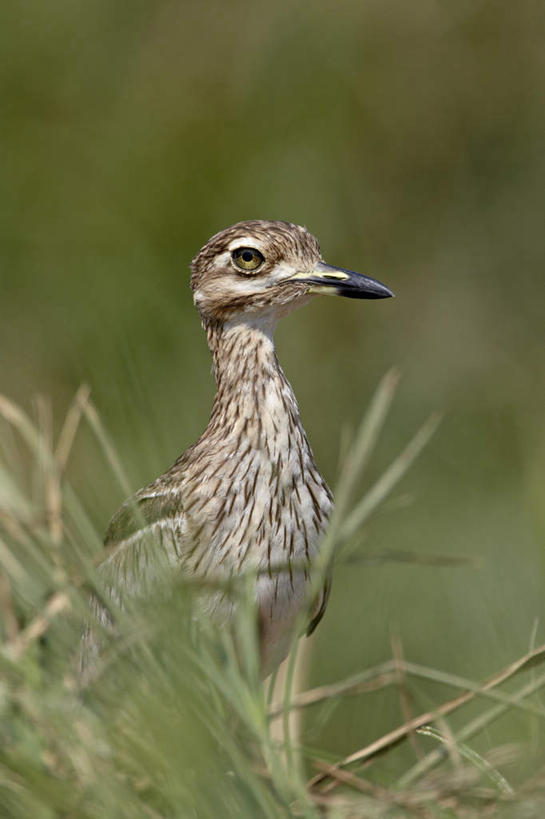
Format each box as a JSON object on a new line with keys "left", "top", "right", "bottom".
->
{"left": 2, "top": 1, "right": 544, "bottom": 815}
{"left": 1, "top": 376, "right": 544, "bottom": 816}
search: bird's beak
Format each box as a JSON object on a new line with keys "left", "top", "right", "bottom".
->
{"left": 288, "top": 261, "right": 394, "bottom": 299}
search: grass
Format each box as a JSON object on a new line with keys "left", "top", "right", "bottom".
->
{"left": 1, "top": 374, "right": 545, "bottom": 817}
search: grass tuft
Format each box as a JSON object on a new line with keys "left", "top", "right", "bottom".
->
{"left": 1, "top": 377, "right": 544, "bottom": 817}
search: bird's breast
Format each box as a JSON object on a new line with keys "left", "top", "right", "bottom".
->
{"left": 170, "top": 363, "right": 333, "bottom": 667}
{"left": 179, "top": 428, "right": 332, "bottom": 668}
{"left": 181, "top": 372, "right": 331, "bottom": 563}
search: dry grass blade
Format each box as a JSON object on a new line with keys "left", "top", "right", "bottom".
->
{"left": 35, "top": 394, "right": 63, "bottom": 546}
{"left": 0, "top": 570, "right": 19, "bottom": 641}
{"left": 391, "top": 632, "right": 424, "bottom": 761}
{"left": 311, "top": 760, "right": 452, "bottom": 809}
{"left": 312, "top": 761, "right": 385, "bottom": 797}
{"left": 272, "top": 646, "right": 545, "bottom": 727}
{"left": 0, "top": 461, "right": 32, "bottom": 523}
{"left": 47, "top": 385, "right": 92, "bottom": 547}
{"left": 268, "top": 660, "right": 396, "bottom": 719}
{"left": 55, "top": 384, "right": 92, "bottom": 471}
{"left": 416, "top": 725, "right": 514, "bottom": 796}
{"left": 308, "top": 642, "right": 545, "bottom": 789}
{"left": 399, "top": 669, "right": 545, "bottom": 788}
{"left": 80, "top": 397, "right": 133, "bottom": 498}
{"left": 399, "top": 659, "right": 545, "bottom": 718}
{"left": 0, "top": 386, "right": 94, "bottom": 563}
{"left": 0, "top": 394, "right": 50, "bottom": 463}
{"left": 0, "top": 533, "right": 27, "bottom": 582}
{"left": 5, "top": 590, "right": 71, "bottom": 660}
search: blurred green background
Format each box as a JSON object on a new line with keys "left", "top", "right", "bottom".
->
{"left": 2, "top": 0, "right": 544, "bottom": 778}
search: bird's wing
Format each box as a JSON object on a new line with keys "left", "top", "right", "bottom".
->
{"left": 98, "top": 487, "right": 186, "bottom": 603}
{"left": 79, "top": 485, "right": 187, "bottom": 679}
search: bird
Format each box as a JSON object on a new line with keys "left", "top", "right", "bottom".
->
{"left": 82, "top": 220, "right": 393, "bottom": 677}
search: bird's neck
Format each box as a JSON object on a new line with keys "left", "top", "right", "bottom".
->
{"left": 205, "top": 314, "right": 283, "bottom": 392}
{"left": 203, "top": 315, "right": 301, "bottom": 441}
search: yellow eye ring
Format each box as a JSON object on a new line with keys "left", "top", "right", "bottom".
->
{"left": 232, "top": 247, "right": 264, "bottom": 273}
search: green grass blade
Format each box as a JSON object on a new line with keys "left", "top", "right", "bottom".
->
{"left": 340, "top": 412, "right": 442, "bottom": 544}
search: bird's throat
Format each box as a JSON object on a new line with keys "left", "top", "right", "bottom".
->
{"left": 203, "top": 315, "right": 300, "bottom": 453}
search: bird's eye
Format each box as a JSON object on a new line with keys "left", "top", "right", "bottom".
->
{"left": 232, "top": 247, "right": 264, "bottom": 273}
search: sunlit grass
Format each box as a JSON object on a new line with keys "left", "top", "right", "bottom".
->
{"left": 1, "top": 376, "right": 545, "bottom": 817}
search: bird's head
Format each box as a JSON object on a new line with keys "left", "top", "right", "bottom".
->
{"left": 191, "top": 220, "right": 393, "bottom": 324}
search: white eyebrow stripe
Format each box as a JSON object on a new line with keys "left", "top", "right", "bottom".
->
{"left": 227, "top": 236, "right": 267, "bottom": 253}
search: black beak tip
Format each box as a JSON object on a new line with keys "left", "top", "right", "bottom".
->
{"left": 379, "top": 285, "right": 395, "bottom": 299}
{"left": 341, "top": 281, "right": 395, "bottom": 300}
{"left": 366, "top": 282, "right": 395, "bottom": 299}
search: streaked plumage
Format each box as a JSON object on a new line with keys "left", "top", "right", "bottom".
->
{"left": 82, "top": 220, "right": 392, "bottom": 675}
